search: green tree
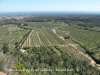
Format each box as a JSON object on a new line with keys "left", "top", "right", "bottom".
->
{"left": 12, "top": 62, "right": 29, "bottom": 75}
{"left": 2, "top": 43, "right": 9, "bottom": 54}
{"left": 15, "top": 42, "right": 20, "bottom": 49}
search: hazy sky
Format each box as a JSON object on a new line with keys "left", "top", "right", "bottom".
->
{"left": 0, "top": 0, "right": 100, "bottom": 12}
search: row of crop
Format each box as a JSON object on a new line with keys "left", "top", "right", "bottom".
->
{"left": 46, "top": 30, "right": 66, "bottom": 45}
{"left": 56, "top": 30, "right": 66, "bottom": 37}
{"left": 31, "top": 31, "right": 42, "bottom": 47}
{"left": 41, "top": 29, "right": 58, "bottom": 45}
{"left": 20, "top": 29, "right": 32, "bottom": 48}
{"left": 18, "top": 25, "right": 32, "bottom": 47}
{"left": 65, "top": 25, "right": 100, "bottom": 49}
{"left": 40, "top": 29, "right": 52, "bottom": 45}
{"left": 26, "top": 34, "right": 30, "bottom": 47}
{"left": 61, "top": 46, "right": 91, "bottom": 63}
{"left": 38, "top": 29, "right": 51, "bottom": 46}
{"left": 22, "top": 31, "right": 31, "bottom": 47}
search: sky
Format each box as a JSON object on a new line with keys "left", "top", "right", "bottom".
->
{"left": 0, "top": 0, "right": 100, "bottom": 12}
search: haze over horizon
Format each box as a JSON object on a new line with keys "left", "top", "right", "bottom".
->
{"left": 0, "top": 0, "right": 100, "bottom": 13}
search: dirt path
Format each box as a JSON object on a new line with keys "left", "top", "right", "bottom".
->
{"left": 52, "top": 29, "right": 56, "bottom": 34}
{"left": 52, "top": 29, "right": 64, "bottom": 40}
{"left": 68, "top": 34, "right": 100, "bottom": 69}
{"left": 79, "top": 52, "right": 100, "bottom": 69}
{"left": 20, "top": 49, "right": 26, "bottom": 53}
{"left": 79, "top": 52, "right": 96, "bottom": 66}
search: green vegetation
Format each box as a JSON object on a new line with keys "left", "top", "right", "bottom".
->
{"left": 0, "top": 25, "right": 28, "bottom": 49}
{"left": 57, "top": 24, "right": 100, "bottom": 63}
{"left": 21, "top": 28, "right": 65, "bottom": 48}
{"left": 0, "top": 52, "right": 8, "bottom": 71}
{"left": 12, "top": 46, "right": 100, "bottom": 75}
{"left": 2, "top": 43, "right": 9, "bottom": 54}
{"left": 0, "top": 14, "right": 100, "bottom": 75}
{"left": 59, "top": 25, "right": 100, "bottom": 49}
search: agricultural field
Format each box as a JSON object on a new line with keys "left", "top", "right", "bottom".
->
{"left": 17, "top": 22, "right": 100, "bottom": 63}
{"left": 1, "top": 15, "right": 100, "bottom": 75}
{"left": 21, "top": 28, "right": 66, "bottom": 48}
{"left": 17, "top": 22, "right": 99, "bottom": 66}
{"left": 1, "top": 22, "right": 100, "bottom": 64}
{"left": 55, "top": 22, "right": 100, "bottom": 64}
{"left": 0, "top": 24, "right": 29, "bottom": 49}
{"left": 57, "top": 23, "right": 100, "bottom": 50}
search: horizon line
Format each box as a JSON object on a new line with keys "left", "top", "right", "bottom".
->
{"left": 0, "top": 11, "right": 100, "bottom": 14}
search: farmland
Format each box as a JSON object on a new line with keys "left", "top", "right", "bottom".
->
{"left": 56, "top": 23, "right": 100, "bottom": 63}
{"left": 0, "top": 25, "right": 28, "bottom": 49}
{"left": 58, "top": 25, "right": 100, "bottom": 50}
{"left": 0, "top": 22, "right": 95, "bottom": 63}
{"left": 14, "top": 22, "right": 100, "bottom": 64}
{"left": 13, "top": 22, "right": 99, "bottom": 66}
{"left": 21, "top": 28, "right": 66, "bottom": 48}
{"left": 0, "top": 14, "right": 100, "bottom": 75}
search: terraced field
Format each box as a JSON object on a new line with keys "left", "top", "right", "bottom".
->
{"left": 19, "top": 25, "right": 96, "bottom": 67}
{"left": 21, "top": 28, "right": 66, "bottom": 48}
{"left": 0, "top": 22, "right": 99, "bottom": 71}
{"left": 58, "top": 24, "right": 100, "bottom": 50}
{"left": 60, "top": 44, "right": 94, "bottom": 64}
{"left": 1, "top": 22, "right": 97, "bottom": 69}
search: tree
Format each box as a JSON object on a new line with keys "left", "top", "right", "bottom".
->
{"left": 23, "top": 23, "right": 28, "bottom": 26}
{"left": 64, "top": 35, "right": 70, "bottom": 39}
{"left": 12, "top": 62, "right": 29, "bottom": 75}
{"left": 2, "top": 43, "right": 9, "bottom": 54}
{"left": 15, "top": 42, "right": 20, "bottom": 49}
